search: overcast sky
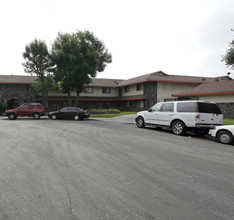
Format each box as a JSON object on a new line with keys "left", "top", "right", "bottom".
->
{"left": 0, "top": 0, "right": 233, "bottom": 80}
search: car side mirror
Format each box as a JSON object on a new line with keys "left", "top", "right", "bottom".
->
{"left": 148, "top": 108, "right": 152, "bottom": 112}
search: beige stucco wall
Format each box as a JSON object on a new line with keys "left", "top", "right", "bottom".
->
{"left": 140, "top": 100, "right": 144, "bottom": 108}
{"left": 47, "top": 87, "right": 119, "bottom": 97}
{"left": 121, "top": 84, "right": 144, "bottom": 97}
{"left": 157, "top": 82, "right": 199, "bottom": 102}
{"left": 198, "top": 94, "right": 234, "bottom": 103}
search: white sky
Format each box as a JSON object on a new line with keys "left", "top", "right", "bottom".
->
{"left": 0, "top": 0, "right": 233, "bottom": 80}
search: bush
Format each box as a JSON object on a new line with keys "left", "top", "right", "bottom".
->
{"left": 0, "top": 102, "right": 7, "bottom": 115}
{"left": 88, "top": 108, "right": 120, "bottom": 114}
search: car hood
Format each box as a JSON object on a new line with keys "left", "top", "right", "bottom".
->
{"left": 5, "top": 109, "right": 17, "bottom": 113}
{"left": 137, "top": 110, "right": 148, "bottom": 115}
{"left": 49, "top": 111, "right": 60, "bottom": 115}
{"left": 215, "top": 125, "right": 234, "bottom": 130}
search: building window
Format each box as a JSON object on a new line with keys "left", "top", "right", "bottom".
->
{"left": 136, "top": 83, "right": 143, "bottom": 91}
{"left": 124, "top": 86, "right": 130, "bottom": 93}
{"left": 102, "top": 87, "right": 111, "bottom": 94}
{"left": 84, "top": 87, "right": 93, "bottom": 93}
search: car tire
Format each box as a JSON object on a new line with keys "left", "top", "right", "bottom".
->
{"left": 217, "top": 131, "right": 233, "bottom": 144}
{"left": 171, "top": 120, "right": 186, "bottom": 135}
{"left": 33, "top": 113, "right": 40, "bottom": 120}
{"left": 8, "top": 113, "right": 16, "bottom": 120}
{"left": 74, "top": 115, "right": 79, "bottom": 120}
{"left": 136, "top": 116, "right": 145, "bottom": 128}
{"left": 51, "top": 114, "right": 56, "bottom": 120}
{"left": 195, "top": 128, "right": 210, "bottom": 136}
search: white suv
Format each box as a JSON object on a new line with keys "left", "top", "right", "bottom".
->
{"left": 135, "top": 101, "right": 223, "bottom": 135}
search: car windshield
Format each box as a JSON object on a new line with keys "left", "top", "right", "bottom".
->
{"left": 17, "top": 105, "right": 26, "bottom": 110}
{"left": 151, "top": 103, "right": 163, "bottom": 111}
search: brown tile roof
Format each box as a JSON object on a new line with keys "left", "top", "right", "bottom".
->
{"left": 88, "top": 78, "right": 124, "bottom": 87}
{"left": 0, "top": 75, "right": 37, "bottom": 84}
{"left": 172, "top": 80, "right": 234, "bottom": 97}
{"left": 0, "top": 72, "right": 232, "bottom": 88}
{"left": 0, "top": 75, "right": 124, "bottom": 87}
{"left": 118, "top": 71, "right": 232, "bottom": 86}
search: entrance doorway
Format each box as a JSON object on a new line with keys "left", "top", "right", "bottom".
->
{"left": 7, "top": 99, "right": 19, "bottom": 109}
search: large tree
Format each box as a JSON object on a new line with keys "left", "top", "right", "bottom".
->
{"left": 32, "top": 74, "right": 55, "bottom": 108}
{"left": 51, "top": 30, "right": 112, "bottom": 106}
{"left": 22, "top": 39, "right": 53, "bottom": 106}
{"left": 222, "top": 30, "right": 234, "bottom": 69}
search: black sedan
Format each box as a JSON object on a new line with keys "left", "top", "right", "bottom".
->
{"left": 48, "top": 107, "right": 90, "bottom": 120}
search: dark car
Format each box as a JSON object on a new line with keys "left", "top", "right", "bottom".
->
{"left": 48, "top": 107, "right": 89, "bottom": 120}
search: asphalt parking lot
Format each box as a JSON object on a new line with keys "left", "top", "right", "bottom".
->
{"left": 0, "top": 117, "right": 234, "bottom": 220}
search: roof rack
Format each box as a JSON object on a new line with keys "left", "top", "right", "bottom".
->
{"left": 21, "top": 103, "right": 42, "bottom": 105}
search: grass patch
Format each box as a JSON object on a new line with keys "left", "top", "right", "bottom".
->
{"left": 223, "top": 118, "right": 234, "bottom": 125}
{"left": 91, "top": 112, "right": 136, "bottom": 118}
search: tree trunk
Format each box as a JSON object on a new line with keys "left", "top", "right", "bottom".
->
{"left": 41, "top": 77, "right": 45, "bottom": 106}
{"left": 67, "top": 91, "right": 72, "bottom": 106}
{"left": 45, "top": 91, "right": 48, "bottom": 109}
{"left": 74, "top": 93, "right": 80, "bottom": 107}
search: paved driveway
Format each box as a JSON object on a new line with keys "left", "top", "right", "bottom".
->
{"left": 91, "top": 114, "right": 136, "bottom": 124}
{"left": 0, "top": 118, "right": 234, "bottom": 220}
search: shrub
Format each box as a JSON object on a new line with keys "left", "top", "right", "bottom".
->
{"left": 88, "top": 108, "right": 120, "bottom": 114}
{"left": 0, "top": 102, "right": 7, "bottom": 115}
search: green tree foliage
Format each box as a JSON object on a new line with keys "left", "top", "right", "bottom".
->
{"left": 22, "top": 39, "right": 53, "bottom": 106}
{"left": 223, "top": 30, "right": 234, "bottom": 69}
{"left": 51, "top": 30, "right": 112, "bottom": 106}
{"left": 32, "top": 74, "right": 56, "bottom": 107}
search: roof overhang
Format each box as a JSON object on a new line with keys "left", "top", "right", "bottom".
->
{"left": 172, "top": 91, "right": 234, "bottom": 97}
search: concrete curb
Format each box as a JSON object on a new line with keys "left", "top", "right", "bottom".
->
{"left": 0, "top": 115, "right": 137, "bottom": 124}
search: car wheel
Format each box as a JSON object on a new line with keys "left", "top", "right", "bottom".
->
{"left": 195, "top": 128, "right": 210, "bottom": 136}
{"left": 51, "top": 114, "right": 56, "bottom": 120}
{"left": 74, "top": 115, "right": 79, "bottom": 120}
{"left": 136, "top": 116, "right": 145, "bottom": 128}
{"left": 33, "top": 113, "right": 40, "bottom": 120}
{"left": 171, "top": 120, "right": 186, "bottom": 135}
{"left": 217, "top": 131, "right": 233, "bottom": 144}
{"left": 8, "top": 113, "right": 16, "bottom": 120}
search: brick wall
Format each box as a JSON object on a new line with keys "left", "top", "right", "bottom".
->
{"left": 217, "top": 103, "right": 234, "bottom": 119}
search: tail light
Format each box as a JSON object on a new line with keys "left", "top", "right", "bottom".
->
{"left": 84, "top": 111, "right": 87, "bottom": 114}
{"left": 195, "top": 114, "right": 200, "bottom": 121}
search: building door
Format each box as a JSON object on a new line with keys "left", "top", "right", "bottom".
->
{"left": 7, "top": 99, "right": 19, "bottom": 109}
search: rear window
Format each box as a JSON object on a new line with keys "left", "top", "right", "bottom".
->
{"left": 197, "top": 103, "right": 222, "bottom": 114}
{"left": 36, "top": 105, "right": 43, "bottom": 109}
{"left": 177, "top": 102, "right": 222, "bottom": 114}
{"left": 177, "top": 102, "right": 198, "bottom": 112}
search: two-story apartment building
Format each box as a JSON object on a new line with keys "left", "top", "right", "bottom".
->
{"left": 0, "top": 71, "right": 232, "bottom": 111}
